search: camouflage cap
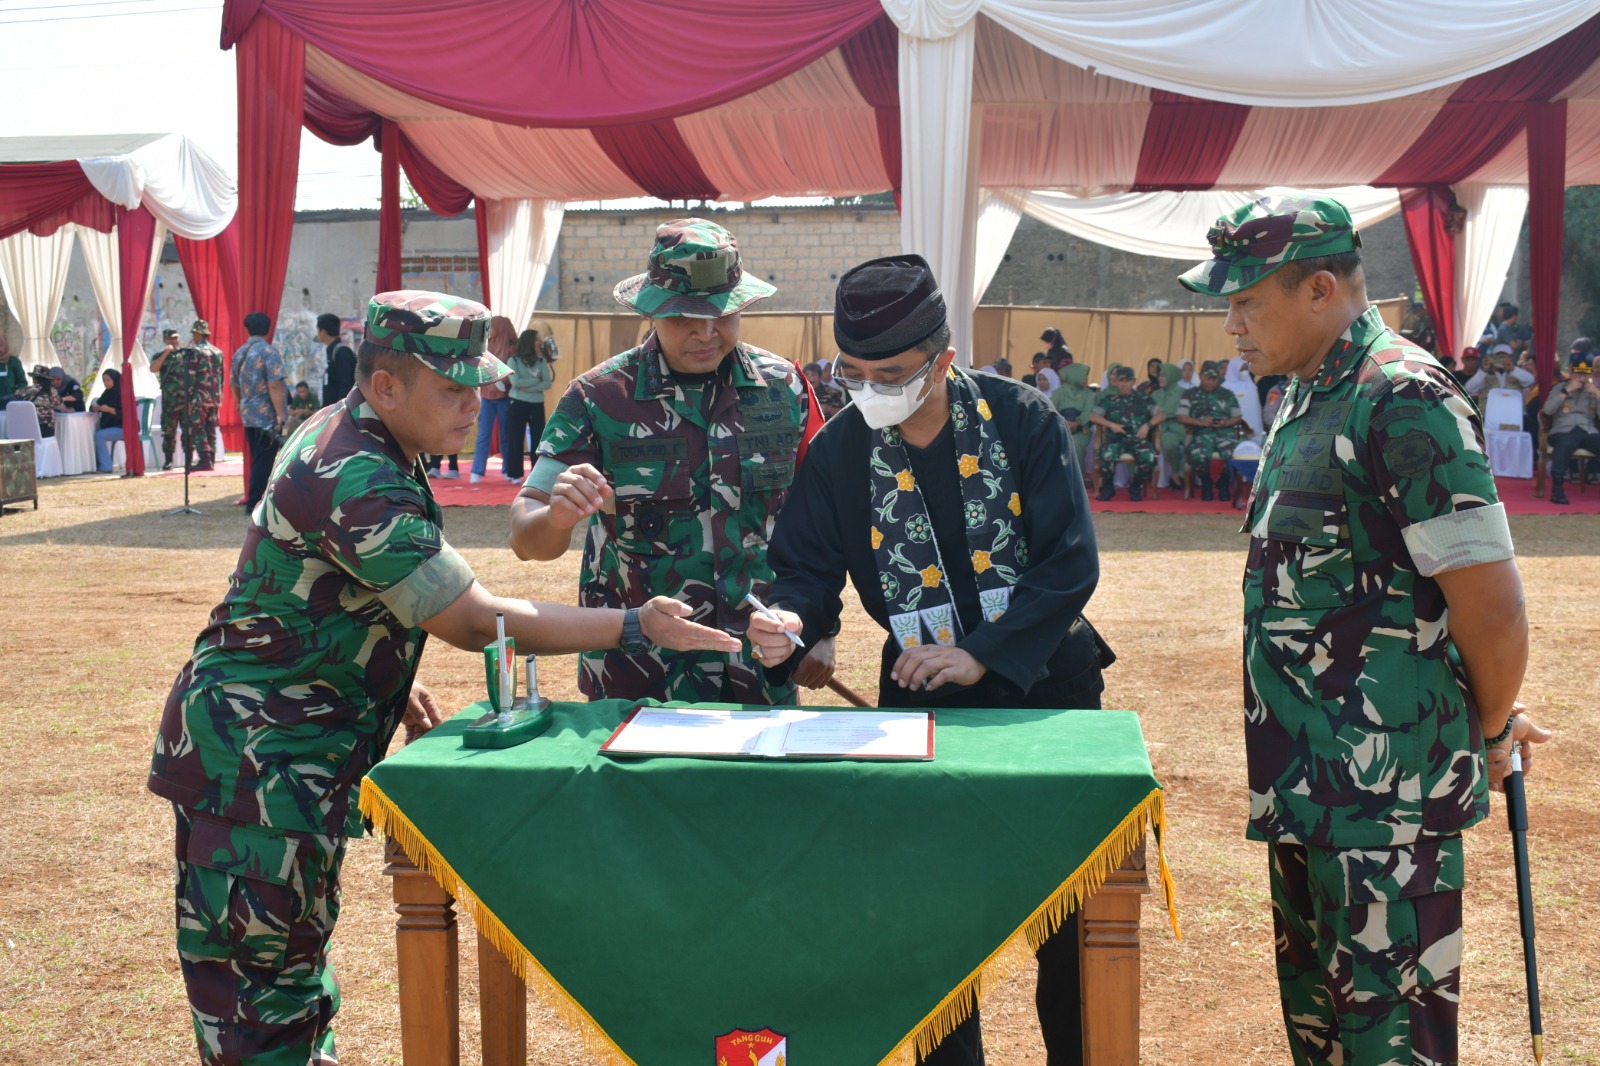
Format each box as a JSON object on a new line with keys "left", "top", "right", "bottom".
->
{"left": 190, "top": 319, "right": 211, "bottom": 335}
{"left": 162, "top": 327, "right": 180, "bottom": 338}
{"left": 614, "top": 218, "right": 775, "bottom": 319}
{"left": 1179, "top": 194, "right": 1361, "bottom": 297}
{"left": 364, "top": 290, "right": 510, "bottom": 386}
{"left": 1110, "top": 365, "right": 1135, "bottom": 381}
{"left": 1200, "top": 359, "right": 1226, "bottom": 378}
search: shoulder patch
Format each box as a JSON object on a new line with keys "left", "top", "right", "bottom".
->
{"left": 1384, "top": 428, "right": 1435, "bottom": 480}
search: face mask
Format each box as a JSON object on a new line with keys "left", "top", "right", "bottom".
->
{"left": 852, "top": 366, "right": 937, "bottom": 430}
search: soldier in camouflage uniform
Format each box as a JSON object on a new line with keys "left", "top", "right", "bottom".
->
{"left": 1180, "top": 195, "right": 1549, "bottom": 1066}
{"left": 1088, "top": 365, "right": 1162, "bottom": 500}
{"left": 150, "top": 327, "right": 189, "bottom": 469}
{"left": 1176, "top": 359, "right": 1246, "bottom": 500}
{"left": 149, "top": 290, "right": 745, "bottom": 1066}
{"left": 510, "top": 219, "right": 831, "bottom": 704}
{"left": 184, "top": 319, "right": 225, "bottom": 470}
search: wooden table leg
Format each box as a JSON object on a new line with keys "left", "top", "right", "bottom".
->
{"left": 1081, "top": 838, "right": 1149, "bottom": 1066}
{"left": 479, "top": 929, "right": 527, "bottom": 1066}
{"left": 385, "top": 839, "right": 460, "bottom": 1066}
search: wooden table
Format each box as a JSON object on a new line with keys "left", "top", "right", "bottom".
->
{"left": 381, "top": 836, "right": 1151, "bottom": 1066}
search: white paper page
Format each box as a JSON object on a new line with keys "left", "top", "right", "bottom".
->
{"left": 777, "top": 710, "right": 932, "bottom": 758}
{"left": 604, "top": 708, "right": 779, "bottom": 756}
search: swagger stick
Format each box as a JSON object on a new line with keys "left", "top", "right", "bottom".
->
{"left": 826, "top": 677, "right": 869, "bottom": 708}
{"left": 1504, "top": 747, "right": 1543, "bottom": 1063}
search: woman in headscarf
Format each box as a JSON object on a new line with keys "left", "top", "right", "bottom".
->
{"left": 468, "top": 314, "right": 517, "bottom": 482}
{"left": 1051, "top": 361, "right": 1097, "bottom": 481}
{"left": 1151, "top": 362, "right": 1186, "bottom": 487}
{"left": 91, "top": 368, "right": 124, "bottom": 472}
{"left": 1176, "top": 359, "right": 1199, "bottom": 392}
{"left": 1224, "top": 354, "right": 1265, "bottom": 439}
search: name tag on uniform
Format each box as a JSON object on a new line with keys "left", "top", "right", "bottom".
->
{"left": 1275, "top": 465, "right": 1343, "bottom": 496}
{"left": 736, "top": 429, "right": 800, "bottom": 456}
{"left": 607, "top": 437, "right": 689, "bottom": 464}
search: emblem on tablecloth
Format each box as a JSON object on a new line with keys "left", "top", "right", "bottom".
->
{"left": 715, "top": 1027, "right": 787, "bottom": 1066}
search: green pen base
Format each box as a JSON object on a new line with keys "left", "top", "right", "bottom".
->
{"left": 463, "top": 698, "right": 554, "bottom": 749}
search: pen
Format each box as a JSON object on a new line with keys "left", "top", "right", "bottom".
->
{"left": 495, "top": 612, "right": 511, "bottom": 713}
{"left": 744, "top": 592, "right": 805, "bottom": 647}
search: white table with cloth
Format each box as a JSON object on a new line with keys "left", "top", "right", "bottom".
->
{"left": 54, "top": 412, "right": 96, "bottom": 475}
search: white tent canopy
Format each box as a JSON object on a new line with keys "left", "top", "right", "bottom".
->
{"left": 0, "top": 133, "right": 235, "bottom": 392}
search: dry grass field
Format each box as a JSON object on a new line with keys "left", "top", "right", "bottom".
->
{"left": 0, "top": 473, "right": 1595, "bottom": 1065}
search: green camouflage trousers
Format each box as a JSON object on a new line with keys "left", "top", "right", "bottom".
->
{"left": 1184, "top": 429, "right": 1240, "bottom": 479}
{"left": 1096, "top": 434, "right": 1157, "bottom": 483}
{"left": 173, "top": 807, "right": 346, "bottom": 1065}
{"left": 1269, "top": 838, "right": 1464, "bottom": 1066}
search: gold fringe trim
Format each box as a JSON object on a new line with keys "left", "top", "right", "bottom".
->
{"left": 361, "top": 779, "right": 1178, "bottom": 1066}
{"left": 879, "top": 788, "right": 1182, "bottom": 1066}
{"left": 357, "top": 778, "right": 639, "bottom": 1066}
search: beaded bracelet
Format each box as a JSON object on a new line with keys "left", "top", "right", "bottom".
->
{"left": 1486, "top": 714, "right": 1517, "bottom": 746}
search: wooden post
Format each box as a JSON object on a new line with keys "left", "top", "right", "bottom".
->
{"left": 385, "top": 839, "right": 460, "bottom": 1066}
{"left": 478, "top": 930, "right": 527, "bottom": 1066}
{"left": 1080, "top": 838, "right": 1149, "bottom": 1066}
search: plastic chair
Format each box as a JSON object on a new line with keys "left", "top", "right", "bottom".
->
{"left": 1480, "top": 388, "right": 1534, "bottom": 480}
{"left": 110, "top": 398, "right": 158, "bottom": 472}
{"left": 5, "top": 400, "right": 63, "bottom": 478}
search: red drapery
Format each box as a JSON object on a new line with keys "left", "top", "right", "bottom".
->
{"left": 475, "top": 202, "right": 491, "bottom": 309}
{"left": 235, "top": 12, "right": 305, "bottom": 492}
{"left": 304, "top": 72, "right": 381, "bottom": 146}
{"left": 591, "top": 122, "right": 720, "bottom": 201}
{"left": 840, "top": 14, "right": 901, "bottom": 201}
{"left": 176, "top": 222, "right": 246, "bottom": 451}
{"left": 0, "top": 161, "right": 100, "bottom": 241}
{"left": 236, "top": 13, "right": 304, "bottom": 333}
{"left": 115, "top": 205, "right": 158, "bottom": 477}
{"left": 397, "top": 130, "right": 472, "bottom": 215}
{"left": 1377, "top": 13, "right": 1600, "bottom": 185}
{"left": 378, "top": 121, "right": 402, "bottom": 293}
{"left": 1527, "top": 100, "right": 1568, "bottom": 399}
{"left": 1398, "top": 187, "right": 1458, "bottom": 363}
{"left": 222, "top": 0, "right": 884, "bottom": 129}
{"left": 1132, "top": 91, "right": 1251, "bottom": 192}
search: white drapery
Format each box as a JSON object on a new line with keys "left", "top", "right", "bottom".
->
{"left": 890, "top": 0, "right": 1600, "bottom": 106}
{"left": 1452, "top": 184, "right": 1530, "bottom": 360}
{"left": 76, "top": 222, "right": 164, "bottom": 400}
{"left": 482, "top": 198, "right": 564, "bottom": 335}
{"left": 76, "top": 134, "right": 236, "bottom": 240}
{"left": 899, "top": 20, "right": 981, "bottom": 364}
{"left": 992, "top": 185, "right": 1404, "bottom": 262}
{"left": 0, "top": 228, "right": 75, "bottom": 367}
{"left": 972, "top": 191, "right": 1023, "bottom": 307}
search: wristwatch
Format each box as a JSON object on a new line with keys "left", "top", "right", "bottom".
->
{"left": 619, "top": 607, "right": 653, "bottom": 654}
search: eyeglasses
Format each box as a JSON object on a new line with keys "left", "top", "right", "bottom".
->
{"left": 831, "top": 353, "right": 938, "bottom": 396}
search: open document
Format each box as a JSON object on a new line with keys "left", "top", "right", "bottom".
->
{"left": 600, "top": 707, "right": 934, "bottom": 761}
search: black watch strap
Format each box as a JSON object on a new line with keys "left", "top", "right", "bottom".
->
{"left": 619, "top": 607, "right": 651, "bottom": 654}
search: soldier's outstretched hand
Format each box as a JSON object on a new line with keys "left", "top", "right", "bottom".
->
{"left": 547, "top": 463, "right": 611, "bottom": 530}
{"left": 640, "top": 596, "right": 744, "bottom": 653}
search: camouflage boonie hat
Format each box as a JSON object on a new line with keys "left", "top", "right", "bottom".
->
{"left": 614, "top": 218, "right": 775, "bottom": 319}
{"left": 1201, "top": 360, "right": 1226, "bottom": 378}
{"left": 190, "top": 320, "right": 211, "bottom": 335}
{"left": 364, "top": 290, "right": 510, "bottom": 386}
{"left": 1179, "top": 195, "right": 1361, "bottom": 297}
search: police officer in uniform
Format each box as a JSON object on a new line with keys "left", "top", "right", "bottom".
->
{"left": 508, "top": 219, "right": 831, "bottom": 703}
{"left": 1181, "top": 195, "right": 1549, "bottom": 1066}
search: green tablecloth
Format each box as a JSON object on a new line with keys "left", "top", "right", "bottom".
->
{"left": 361, "top": 700, "right": 1175, "bottom": 1066}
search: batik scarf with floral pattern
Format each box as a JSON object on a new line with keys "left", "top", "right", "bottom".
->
{"left": 868, "top": 369, "right": 1027, "bottom": 651}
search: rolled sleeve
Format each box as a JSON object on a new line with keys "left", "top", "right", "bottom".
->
{"left": 1402, "top": 502, "right": 1514, "bottom": 577}
{"left": 528, "top": 387, "right": 598, "bottom": 496}
{"left": 376, "top": 544, "right": 476, "bottom": 627}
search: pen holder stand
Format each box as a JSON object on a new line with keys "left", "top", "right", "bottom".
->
{"left": 463, "top": 695, "right": 554, "bottom": 749}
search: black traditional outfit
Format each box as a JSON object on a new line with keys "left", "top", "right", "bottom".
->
{"left": 764, "top": 255, "right": 1111, "bottom": 1066}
